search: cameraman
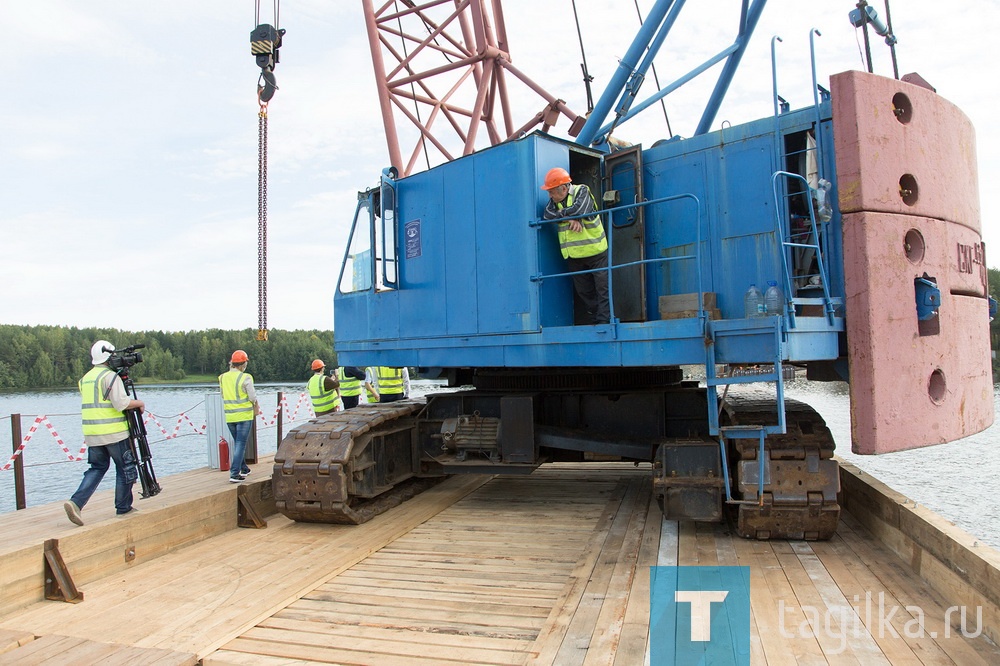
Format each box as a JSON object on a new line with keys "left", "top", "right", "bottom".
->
{"left": 219, "top": 349, "right": 262, "bottom": 483}
{"left": 64, "top": 340, "right": 145, "bottom": 526}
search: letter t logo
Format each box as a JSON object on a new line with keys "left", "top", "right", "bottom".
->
{"left": 675, "top": 590, "right": 729, "bottom": 641}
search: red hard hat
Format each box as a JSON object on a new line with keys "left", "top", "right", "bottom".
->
{"left": 231, "top": 350, "right": 249, "bottom": 364}
{"left": 541, "top": 167, "right": 571, "bottom": 191}
{"left": 311, "top": 359, "right": 325, "bottom": 371}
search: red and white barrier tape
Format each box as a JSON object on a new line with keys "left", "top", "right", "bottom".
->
{"left": 258, "top": 392, "right": 314, "bottom": 426}
{"left": 1, "top": 393, "right": 318, "bottom": 472}
{"left": 1, "top": 415, "right": 87, "bottom": 471}
{"left": 143, "top": 412, "right": 208, "bottom": 440}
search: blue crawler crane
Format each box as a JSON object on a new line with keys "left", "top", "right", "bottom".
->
{"left": 273, "top": 1, "right": 994, "bottom": 539}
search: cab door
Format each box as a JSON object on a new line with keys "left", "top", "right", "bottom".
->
{"left": 604, "top": 145, "right": 646, "bottom": 322}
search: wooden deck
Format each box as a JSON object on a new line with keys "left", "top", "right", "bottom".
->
{"left": 0, "top": 461, "right": 998, "bottom": 664}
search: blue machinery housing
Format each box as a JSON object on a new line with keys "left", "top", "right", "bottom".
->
{"left": 334, "top": 104, "right": 844, "bottom": 389}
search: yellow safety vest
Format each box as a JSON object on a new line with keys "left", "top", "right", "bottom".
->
{"left": 556, "top": 185, "right": 608, "bottom": 259}
{"left": 219, "top": 369, "right": 255, "bottom": 423}
{"left": 79, "top": 367, "right": 129, "bottom": 438}
{"left": 338, "top": 368, "right": 361, "bottom": 397}
{"left": 377, "top": 367, "right": 404, "bottom": 396}
{"left": 308, "top": 373, "right": 339, "bottom": 414}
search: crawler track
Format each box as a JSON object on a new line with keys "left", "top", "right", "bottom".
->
{"left": 723, "top": 396, "right": 840, "bottom": 540}
{"left": 273, "top": 401, "right": 439, "bottom": 524}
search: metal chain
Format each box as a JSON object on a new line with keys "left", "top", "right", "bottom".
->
{"left": 257, "top": 105, "right": 269, "bottom": 341}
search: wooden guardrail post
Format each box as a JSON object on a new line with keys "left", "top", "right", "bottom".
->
{"left": 11, "top": 414, "right": 26, "bottom": 510}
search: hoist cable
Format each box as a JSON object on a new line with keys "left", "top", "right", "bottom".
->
{"left": 570, "top": 0, "right": 595, "bottom": 113}
{"left": 257, "top": 104, "right": 269, "bottom": 341}
{"left": 253, "top": 0, "right": 278, "bottom": 341}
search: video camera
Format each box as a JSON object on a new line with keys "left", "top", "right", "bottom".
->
{"left": 106, "top": 343, "right": 145, "bottom": 372}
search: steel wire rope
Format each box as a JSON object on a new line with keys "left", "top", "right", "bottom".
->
{"left": 570, "top": 0, "right": 595, "bottom": 113}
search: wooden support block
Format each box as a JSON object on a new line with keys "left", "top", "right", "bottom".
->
{"left": 237, "top": 488, "right": 268, "bottom": 529}
{"left": 660, "top": 308, "right": 721, "bottom": 321}
{"left": 658, "top": 292, "right": 717, "bottom": 315}
{"left": 43, "top": 539, "right": 83, "bottom": 604}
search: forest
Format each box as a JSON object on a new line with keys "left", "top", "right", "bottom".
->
{"left": 0, "top": 325, "right": 335, "bottom": 389}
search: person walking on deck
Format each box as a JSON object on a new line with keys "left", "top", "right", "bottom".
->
{"left": 64, "top": 340, "right": 145, "bottom": 526}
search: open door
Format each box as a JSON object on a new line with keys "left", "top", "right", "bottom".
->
{"left": 604, "top": 145, "right": 646, "bottom": 322}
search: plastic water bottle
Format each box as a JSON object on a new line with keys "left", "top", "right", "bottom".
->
{"left": 744, "top": 284, "right": 764, "bottom": 319}
{"left": 765, "top": 281, "right": 783, "bottom": 316}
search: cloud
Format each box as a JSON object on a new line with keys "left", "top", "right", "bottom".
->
{"left": 3, "top": 0, "right": 997, "bottom": 335}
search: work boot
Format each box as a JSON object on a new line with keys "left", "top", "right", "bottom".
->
{"left": 64, "top": 501, "right": 84, "bottom": 526}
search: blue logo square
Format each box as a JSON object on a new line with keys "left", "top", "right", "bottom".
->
{"left": 650, "top": 566, "right": 750, "bottom": 665}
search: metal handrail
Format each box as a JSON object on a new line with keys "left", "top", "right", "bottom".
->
{"left": 770, "top": 170, "right": 836, "bottom": 326}
{"left": 530, "top": 193, "right": 704, "bottom": 326}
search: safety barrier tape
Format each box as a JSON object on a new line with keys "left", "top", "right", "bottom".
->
{"left": 258, "top": 392, "right": 315, "bottom": 426}
{"left": 143, "top": 412, "right": 208, "bottom": 440}
{"left": 1, "top": 415, "right": 87, "bottom": 471}
{"left": 0, "top": 393, "right": 318, "bottom": 472}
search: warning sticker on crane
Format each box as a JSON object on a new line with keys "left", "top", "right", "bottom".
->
{"left": 404, "top": 219, "right": 422, "bottom": 259}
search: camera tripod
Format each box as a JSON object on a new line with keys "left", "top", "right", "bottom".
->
{"left": 116, "top": 367, "right": 162, "bottom": 498}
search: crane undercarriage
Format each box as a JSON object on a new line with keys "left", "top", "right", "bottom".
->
{"left": 273, "top": 372, "right": 840, "bottom": 540}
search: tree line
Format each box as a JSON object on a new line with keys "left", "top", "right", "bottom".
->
{"left": 1, "top": 268, "right": 998, "bottom": 391}
{"left": 0, "top": 325, "right": 335, "bottom": 390}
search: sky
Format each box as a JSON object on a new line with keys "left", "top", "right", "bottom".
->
{"left": 4, "top": 1, "right": 998, "bottom": 333}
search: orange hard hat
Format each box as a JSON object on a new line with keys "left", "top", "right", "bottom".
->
{"left": 231, "top": 349, "right": 249, "bottom": 364}
{"left": 311, "top": 359, "right": 325, "bottom": 371}
{"left": 541, "top": 167, "right": 571, "bottom": 191}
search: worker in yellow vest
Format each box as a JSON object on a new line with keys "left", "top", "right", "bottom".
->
{"left": 541, "top": 167, "right": 611, "bottom": 324}
{"left": 218, "top": 350, "right": 261, "bottom": 483}
{"left": 64, "top": 340, "right": 146, "bottom": 526}
{"left": 368, "top": 366, "right": 410, "bottom": 403}
{"left": 337, "top": 366, "right": 366, "bottom": 409}
{"left": 308, "top": 359, "right": 341, "bottom": 415}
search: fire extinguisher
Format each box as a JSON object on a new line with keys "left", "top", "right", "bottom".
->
{"left": 219, "top": 437, "right": 230, "bottom": 472}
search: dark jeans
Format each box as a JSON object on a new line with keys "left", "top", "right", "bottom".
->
{"left": 71, "top": 438, "right": 136, "bottom": 514}
{"left": 380, "top": 393, "right": 405, "bottom": 403}
{"left": 341, "top": 395, "right": 360, "bottom": 409}
{"left": 227, "top": 420, "right": 253, "bottom": 478}
{"left": 567, "top": 251, "right": 611, "bottom": 324}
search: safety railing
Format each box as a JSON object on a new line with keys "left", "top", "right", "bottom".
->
{"left": 770, "top": 171, "right": 837, "bottom": 327}
{"left": 529, "top": 193, "right": 706, "bottom": 328}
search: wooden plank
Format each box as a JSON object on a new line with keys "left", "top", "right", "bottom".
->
{"left": 550, "top": 479, "right": 644, "bottom": 665}
{"left": 584, "top": 482, "right": 652, "bottom": 665}
{"left": 0, "top": 628, "right": 34, "bottom": 654}
{"left": 0, "top": 474, "right": 492, "bottom": 660}
{"left": 241, "top": 625, "right": 527, "bottom": 666}
{"left": 730, "top": 536, "right": 800, "bottom": 666}
{"left": 836, "top": 512, "right": 1000, "bottom": 665}
{"left": 614, "top": 500, "right": 660, "bottom": 666}
{"left": 773, "top": 540, "right": 867, "bottom": 664}
{"left": 715, "top": 524, "right": 767, "bottom": 665}
{"left": 808, "top": 535, "right": 929, "bottom": 665}
{"left": 525, "top": 479, "right": 633, "bottom": 665}
{"left": 258, "top": 615, "right": 533, "bottom": 652}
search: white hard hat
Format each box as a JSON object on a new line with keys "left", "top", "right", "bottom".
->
{"left": 91, "top": 340, "right": 114, "bottom": 365}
